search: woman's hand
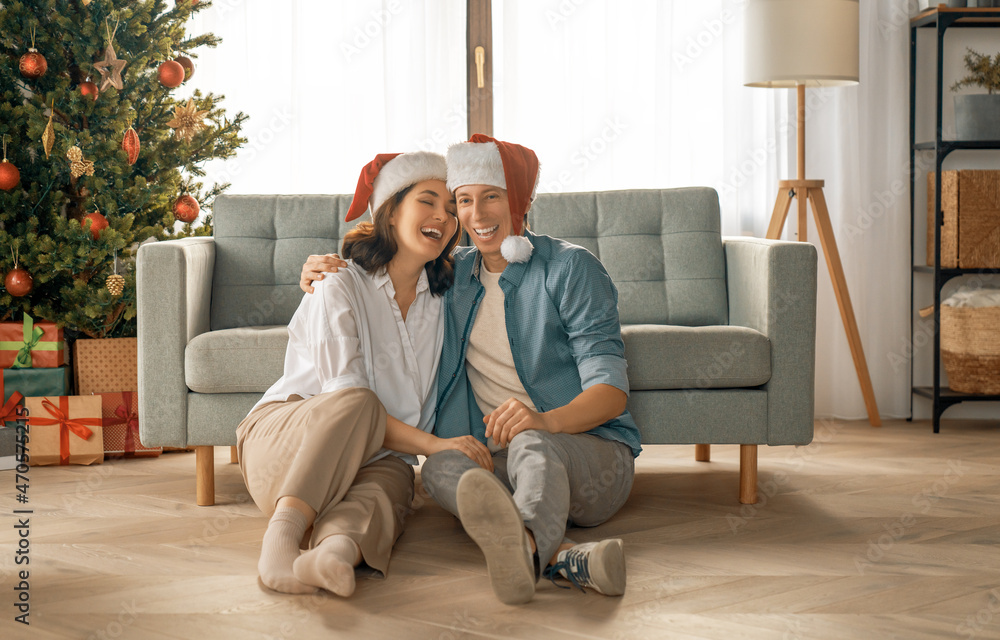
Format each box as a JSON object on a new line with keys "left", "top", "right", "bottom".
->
{"left": 428, "top": 435, "right": 493, "bottom": 472}
{"left": 484, "top": 398, "right": 553, "bottom": 448}
{"left": 300, "top": 253, "right": 349, "bottom": 294}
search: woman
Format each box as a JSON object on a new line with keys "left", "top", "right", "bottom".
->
{"left": 237, "top": 151, "right": 492, "bottom": 596}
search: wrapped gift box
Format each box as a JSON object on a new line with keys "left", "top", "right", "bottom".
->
{"left": 97, "top": 391, "right": 161, "bottom": 458}
{"left": 2, "top": 367, "right": 71, "bottom": 427}
{"left": 74, "top": 338, "right": 137, "bottom": 395}
{"left": 1, "top": 380, "right": 23, "bottom": 429}
{"left": 0, "top": 424, "right": 17, "bottom": 471}
{"left": 0, "top": 315, "right": 66, "bottom": 369}
{"left": 25, "top": 395, "right": 104, "bottom": 466}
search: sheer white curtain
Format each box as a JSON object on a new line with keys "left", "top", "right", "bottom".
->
{"left": 808, "top": 1, "right": 911, "bottom": 421}
{"left": 493, "top": 0, "right": 912, "bottom": 420}
{"left": 492, "top": 0, "right": 790, "bottom": 236}
{"left": 187, "top": 1, "right": 466, "bottom": 195}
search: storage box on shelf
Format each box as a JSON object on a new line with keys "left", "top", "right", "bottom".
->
{"left": 927, "top": 170, "right": 1000, "bottom": 268}
{"left": 940, "top": 291, "right": 1000, "bottom": 394}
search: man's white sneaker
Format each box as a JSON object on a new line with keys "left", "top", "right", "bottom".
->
{"left": 544, "top": 538, "right": 626, "bottom": 596}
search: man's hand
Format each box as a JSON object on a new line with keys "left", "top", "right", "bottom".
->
{"left": 484, "top": 398, "right": 553, "bottom": 449}
{"left": 428, "top": 435, "right": 493, "bottom": 472}
{"left": 300, "top": 253, "right": 349, "bottom": 294}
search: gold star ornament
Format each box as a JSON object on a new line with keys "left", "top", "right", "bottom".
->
{"left": 94, "top": 42, "right": 127, "bottom": 91}
{"left": 166, "top": 98, "right": 210, "bottom": 143}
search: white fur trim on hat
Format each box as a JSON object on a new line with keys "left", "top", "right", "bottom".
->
{"left": 500, "top": 235, "right": 534, "bottom": 263}
{"left": 446, "top": 141, "right": 506, "bottom": 193}
{"left": 371, "top": 151, "right": 447, "bottom": 215}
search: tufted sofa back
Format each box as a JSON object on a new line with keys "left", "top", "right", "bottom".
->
{"left": 210, "top": 188, "right": 728, "bottom": 330}
{"left": 211, "top": 195, "right": 354, "bottom": 330}
{"left": 530, "top": 188, "right": 727, "bottom": 326}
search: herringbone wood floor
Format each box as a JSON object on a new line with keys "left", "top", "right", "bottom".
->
{"left": 1, "top": 418, "right": 999, "bottom": 640}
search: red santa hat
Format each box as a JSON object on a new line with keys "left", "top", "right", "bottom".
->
{"left": 345, "top": 151, "right": 448, "bottom": 222}
{"left": 446, "top": 134, "right": 540, "bottom": 263}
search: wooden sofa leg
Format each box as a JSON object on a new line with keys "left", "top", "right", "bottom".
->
{"left": 695, "top": 444, "right": 711, "bottom": 462}
{"left": 231, "top": 446, "right": 238, "bottom": 464}
{"left": 196, "top": 446, "right": 216, "bottom": 506}
{"left": 739, "top": 444, "right": 758, "bottom": 504}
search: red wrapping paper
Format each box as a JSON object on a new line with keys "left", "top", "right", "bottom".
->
{"left": 0, "top": 316, "right": 65, "bottom": 369}
{"left": 99, "top": 391, "right": 161, "bottom": 458}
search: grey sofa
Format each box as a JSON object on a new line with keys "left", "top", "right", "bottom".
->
{"left": 137, "top": 188, "right": 817, "bottom": 506}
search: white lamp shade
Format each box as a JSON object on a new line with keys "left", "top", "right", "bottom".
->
{"left": 744, "top": 0, "right": 859, "bottom": 88}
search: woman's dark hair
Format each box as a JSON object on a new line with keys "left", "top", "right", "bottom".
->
{"left": 341, "top": 184, "right": 461, "bottom": 296}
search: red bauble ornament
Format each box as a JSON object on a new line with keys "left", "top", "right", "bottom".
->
{"left": 4, "top": 268, "right": 33, "bottom": 297}
{"left": 83, "top": 211, "right": 109, "bottom": 239}
{"left": 175, "top": 56, "right": 195, "bottom": 81}
{"left": 0, "top": 160, "right": 19, "bottom": 191}
{"left": 80, "top": 81, "right": 99, "bottom": 100}
{"left": 173, "top": 195, "right": 200, "bottom": 223}
{"left": 19, "top": 49, "right": 47, "bottom": 79}
{"left": 122, "top": 126, "right": 140, "bottom": 165}
{"left": 158, "top": 60, "right": 185, "bottom": 88}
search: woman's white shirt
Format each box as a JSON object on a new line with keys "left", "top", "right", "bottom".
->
{"left": 252, "top": 260, "right": 444, "bottom": 465}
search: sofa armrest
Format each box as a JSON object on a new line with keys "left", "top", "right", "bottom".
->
{"left": 136, "top": 237, "right": 216, "bottom": 447}
{"left": 723, "top": 236, "right": 817, "bottom": 445}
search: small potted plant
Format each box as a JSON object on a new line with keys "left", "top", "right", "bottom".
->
{"left": 952, "top": 48, "right": 1000, "bottom": 140}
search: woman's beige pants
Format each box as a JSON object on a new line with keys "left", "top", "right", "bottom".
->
{"left": 237, "top": 387, "right": 414, "bottom": 576}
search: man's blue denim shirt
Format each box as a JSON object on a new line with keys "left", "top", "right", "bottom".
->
{"left": 435, "top": 231, "right": 642, "bottom": 458}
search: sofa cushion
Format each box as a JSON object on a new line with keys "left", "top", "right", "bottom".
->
{"left": 187, "top": 323, "right": 769, "bottom": 395}
{"left": 185, "top": 326, "right": 288, "bottom": 393}
{"left": 622, "top": 324, "right": 770, "bottom": 390}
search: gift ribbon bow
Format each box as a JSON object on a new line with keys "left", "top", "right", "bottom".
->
{"left": 0, "top": 315, "right": 63, "bottom": 369}
{"left": 0, "top": 375, "right": 23, "bottom": 425}
{"left": 111, "top": 391, "right": 139, "bottom": 453}
{"left": 27, "top": 397, "right": 101, "bottom": 465}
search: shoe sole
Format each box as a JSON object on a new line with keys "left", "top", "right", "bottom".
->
{"left": 456, "top": 468, "right": 535, "bottom": 605}
{"left": 589, "top": 538, "right": 626, "bottom": 596}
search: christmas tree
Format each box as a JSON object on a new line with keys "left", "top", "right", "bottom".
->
{"left": 0, "top": 0, "right": 247, "bottom": 338}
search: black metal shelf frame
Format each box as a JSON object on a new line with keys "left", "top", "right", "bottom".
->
{"left": 908, "top": 7, "right": 1000, "bottom": 433}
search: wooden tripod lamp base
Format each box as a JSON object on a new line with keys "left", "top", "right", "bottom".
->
{"left": 743, "top": 0, "right": 873, "bottom": 425}
{"left": 767, "top": 177, "right": 881, "bottom": 428}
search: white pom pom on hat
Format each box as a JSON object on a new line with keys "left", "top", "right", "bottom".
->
{"left": 446, "top": 134, "right": 540, "bottom": 263}
{"left": 500, "top": 235, "right": 534, "bottom": 263}
{"left": 345, "top": 151, "right": 448, "bottom": 222}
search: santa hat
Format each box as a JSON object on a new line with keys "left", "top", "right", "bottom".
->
{"left": 446, "top": 134, "right": 539, "bottom": 263}
{"left": 345, "top": 151, "right": 447, "bottom": 222}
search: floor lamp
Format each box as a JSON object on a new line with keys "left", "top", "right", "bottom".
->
{"left": 744, "top": 0, "right": 881, "bottom": 427}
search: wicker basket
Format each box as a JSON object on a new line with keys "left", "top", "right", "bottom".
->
{"left": 940, "top": 305, "right": 1000, "bottom": 394}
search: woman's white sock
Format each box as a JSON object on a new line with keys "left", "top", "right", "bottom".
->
{"left": 258, "top": 506, "right": 317, "bottom": 594}
{"left": 293, "top": 534, "right": 361, "bottom": 597}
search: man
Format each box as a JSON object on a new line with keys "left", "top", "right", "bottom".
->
{"left": 300, "top": 135, "right": 640, "bottom": 604}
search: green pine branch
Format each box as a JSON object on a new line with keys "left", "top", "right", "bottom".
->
{"left": 1, "top": 0, "right": 248, "bottom": 338}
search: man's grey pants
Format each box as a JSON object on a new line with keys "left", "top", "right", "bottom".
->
{"left": 420, "top": 430, "right": 635, "bottom": 575}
